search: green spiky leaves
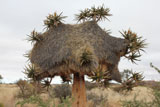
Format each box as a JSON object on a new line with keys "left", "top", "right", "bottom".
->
{"left": 41, "top": 78, "right": 52, "bottom": 90}
{"left": 23, "top": 64, "right": 37, "bottom": 81}
{"left": 120, "top": 29, "right": 147, "bottom": 63}
{"left": 27, "top": 30, "right": 42, "bottom": 44}
{"left": 75, "top": 5, "right": 112, "bottom": 22}
{"left": 130, "top": 72, "right": 144, "bottom": 82}
{"left": 80, "top": 50, "right": 93, "bottom": 66}
{"left": 44, "top": 12, "right": 67, "bottom": 29}
{"left": 121, "top": 69, "right": 144, "bottom": 91}
{"left": 90, "top": 65, "right": 111, "bottom": 83}
{"left": 23, "top": 64, "right": 52, "bottom": 90}
{"left": 75, "top": 9, "right": 90, "bottom": 22}
{"left": 90, "top": 5, "right": 112, "bottom": 22}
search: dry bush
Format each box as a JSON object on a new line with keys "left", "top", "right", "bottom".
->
{"left": 121, "top": 90, "right": 160, "bottom": 107}
{"left": 85, "top": 81, "right": 98, "bottom": 90}
{"left": 50, "top": 83, "right": 71, "bottom": 103}
{"left": 121, "top": 95, "right": 152, "bottom": 107}
{"left": 16, "top": 79, "right": 43, "bottom": 99}
{"left": 87, "top": 92, "right": 108, "bottom": 107}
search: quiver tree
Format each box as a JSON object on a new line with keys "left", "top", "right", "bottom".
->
{"left": 25, "top": 5, "right": 146, "bottom": 107}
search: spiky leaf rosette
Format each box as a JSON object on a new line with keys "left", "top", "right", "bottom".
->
{"left": 41, "top": 78, "right": 52, "bottom": 90}
{"left": 90, "top": 65, "right": 111, "bottom": 83}
{"left": 23, "top": 63, "right": 52, "bottom": 90}
{"left": 89, "top": 5, "right": 112, "bottom": 22}
{"left": 121, "top": 70, "right": 144, "bottom": 91}
{"left": 75, "top": 9, "right": 90, "bottom": 22}
{"left": 44, "top": 12, "right": 67, "bottom": 29}
{"left": 80, "top": 50, "right": 93, "bottom": 66}
{"left": 24, "top": 51, "right": 31, "bottom": 62}
{"left": 27, "top": 30, "right": 42, "bottom": 44}
{"left": 120, "top": 29, "right": 147, "bottom": 63}
{"left": 75, "top": 5, "right": 111, "bottom": 22}
{"left": 23, "top": 64, "right": 37, "bottom": 81}
{"left": 130, "top": 72, "right": 144, "bottom": 82}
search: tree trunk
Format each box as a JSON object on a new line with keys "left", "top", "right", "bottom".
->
{"left": 72, "top": 73, "right": 87, "bottom": 107}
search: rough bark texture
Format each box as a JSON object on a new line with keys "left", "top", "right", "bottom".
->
{"left": 72, "top": 73, "right": 87, "bottom": 107}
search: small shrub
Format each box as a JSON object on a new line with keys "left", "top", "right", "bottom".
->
{"left": 87, "top": 92, "right": 107, "bottom": 107}
{"left": 122, "top": 99, "right": 152, "bottom": 107}
{"left": 16, "top": 95, "right": 72, "bottom": 107}
{"left": 16, "top": 95, "right": 51, "bottom": 107}
{"left": 152, "top": 90, "right": 160, "bottom": 106}
{"left": 56, "top": 96, "right": 72, "bottom": 107}
{"left": 51, "top": 84, "right": 71, "bottom": 103}
{"left": 0, "top": 103, "right": 4, "bottom": 107}
{"left": 85, "top": 81, "right": 97, "bottom": 90}
{"left": 16, "top": 79, "right": 43, "bottom": 99}
{"left": 121, "top": 91, "right": 160, "bottom": 107}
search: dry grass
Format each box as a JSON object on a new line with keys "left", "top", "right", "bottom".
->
{"left": 0, "top": 84, "right": 18, "bottom": 107}
{"left": 87, "top": 86, "right": 154, "bottom": 107}
{"left": 0, "top": 82, "right": 157, "bottom": 107}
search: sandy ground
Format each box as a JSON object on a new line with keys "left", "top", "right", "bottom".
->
{"left": 0, "top": 84, "right": 18, "bottom": 107}
{"left": 0, "top": 84, "right": 154, "bottom": 107}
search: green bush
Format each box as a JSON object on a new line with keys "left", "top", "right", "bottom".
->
{"left": 16, "top": 95, "right": 51, "bottom": 107}
{"left": 0, "top": 103, "right": 4, "bottom": 107}
{"left": 152, "top": 90, "right": 160, "bottom": 107}
{"left": 16, "top": 95, "right": 72, "bottom": 107}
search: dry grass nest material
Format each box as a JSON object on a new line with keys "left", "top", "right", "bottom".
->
{"left": 29, "top": 21, "right": 128, "bottom": 81}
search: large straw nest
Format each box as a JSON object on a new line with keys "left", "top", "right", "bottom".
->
{"left": 30, "top": 21, "right": 128, "bottom": 82}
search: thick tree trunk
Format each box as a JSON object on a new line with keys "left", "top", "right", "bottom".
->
{"left": 72, "top": 73, "right": 87, "bottom": 107}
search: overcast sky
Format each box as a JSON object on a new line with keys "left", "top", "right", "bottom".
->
{"left": 0, "top": 0, "right": 160, "bottom": 83}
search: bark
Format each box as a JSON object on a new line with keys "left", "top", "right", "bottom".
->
{"left": 72, "top": 73, "right": 87, "bottom": 107}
